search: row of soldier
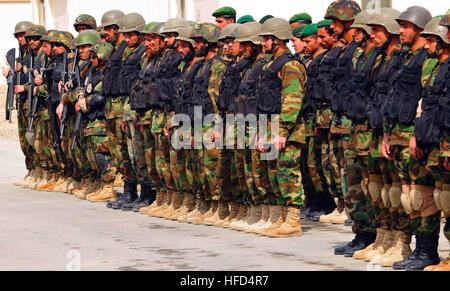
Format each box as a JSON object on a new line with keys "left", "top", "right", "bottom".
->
{"left": 3, "top": 1, "right": 450, "bottom": 271}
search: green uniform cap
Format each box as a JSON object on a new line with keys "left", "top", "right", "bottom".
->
{"left": 212, "top": 6, "right": 236, "bottom": 18}
{"left": 300, "top": 24, "right": 318, "bottom": 39}
{"left": 237, "top": 15, "right": 255, "bottom": 24}
{"left": 289, "top": 13, "right": 312, "bottom": 24}
{"left": 292, "top": 24, "right": 307, "bottom": 37}
{"left": 259, "top": 15, "right": 275, "bottom": 24}
{"left": 317, "top": 19, "right": 332, "bottom": 28}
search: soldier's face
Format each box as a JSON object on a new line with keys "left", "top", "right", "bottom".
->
{"left": 125, "top": 32, "right": 140, "bottom": 47}
{"left": 352, "top": 28, "right": 365, "bottom": 43}
{"left": 148, "top": 34, "right": 163, "bottom": 52}
{"left": 240, "top": 42, "right": 254, "bottom": 59}
{"left": 104, "top": 25, "right": 118, "bottom": 43}
{"left": 229, "top": 39, "right": 240, "bottom": 57}
{"left": 78, "top": 44, "right": 92, "bottom": 60}
{"left": 193, "top": 38, "right": 207, "bottom": 56}
{"left": 177, "top": 40, "right": 193, "bottom": 59}
{"left": 52, "top": 43, "right": 66, "bottom": 55}
{"left": 304, "top": 35, "right": 320, "bottom": 55}
{"left": 291, "top": 36, "right": 306, "bottom": 54}
{"left": 27, "top": 37, "right": 41, "bottom": 50}
{"left": 424, "top": 35, "right": 438, "bottom": 55}
{"left": 398, "top": 21, "right": 421, "bottom": 45}
{"left": 164, "top": 32, "right": 177, "bottom": 47}
{"left": 370, "top": 25, "right": 389, "bottom": 48}
{"left": 42, "top": 41, "right": 52, "bottom": 56}
{"left": 15, "top": 32, "right": 27, "bottom": 47}
{"left": 318, "top": 27, "right": 334, "bottom": 49}
{"left": 76, "top": 25, "right": 89, "bottom": 33}
{"left": 222, "top": 41, "right": 230, "bottom": 56}
{"left": 216, "top": 17, "right": 234, "bottom": 31}
{"left": 262, "top": 36, "right": 274, "bottom": 53}
{"left": 330, "top": 19, "right": 345, "bottom": 36}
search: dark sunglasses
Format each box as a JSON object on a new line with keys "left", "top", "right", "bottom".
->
{"left": 26, "top": 36, "right": 41, "bottom": 42}
{"left": 51, "top": 43, "right": 64, "bottom": 48}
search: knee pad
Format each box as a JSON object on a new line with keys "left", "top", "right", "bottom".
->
{"left": 368, "top": 175, "right": 384, "bottom": 203}
{"left": 389, "top": 183, "right": 402, "bottom": 208}
{"left": 441, "top": 184, "right": 450, "bottom": 214}
{"left": 434, "top": 186, "right": 443, "bottom": 210}
{"left": 401, "top": 188, "right": 413, "bottom": 215}
{"left": 381, "top": 184, "right": 391, "bottom": 208}
{"left": 410, "top": 185, "right": 440, "bottom": 217}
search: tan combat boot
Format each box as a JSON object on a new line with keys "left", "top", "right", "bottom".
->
{"left": 204, "top": 200, "right": 226, "bottom": 226}
{"left": 176, "top": 194, "right": 198, "bottom": 222}
{"left": 53, "top": 176, "right": 70, "bottom": 193}
{"left": 265, "top": 207, "right": 302, "bottom": 238}
{"left": 154, "top": 191, "right": 175, "bottom": 218}
{"left": 186, "top": 198, "right": 211, "bottom": 224}
{"left": 148, "top": 191, "right": 169, "bottom": 217}
{"left": 364, "top": 229, "right": 396, "bottom": 262}
{"left": 48, "top": 175, "right": 66, "bottom": 192}
{"left": 66, "top": 178, "right": 81, "bottom": 194}
{"left": 14, "top": 170, "right": 31, "bottom": 187}
{"left": 36, "top": 173, "right": 59, "bottom": 191}
{"left": 380, "top": 231, "right": 412, "bottom": 267}
{"left": 86, "top": 180, "right": 106, "bottom": 200}
{"left": 354, "top": 228, "right": 385, "bottom": 260}
{"left": 214, "top": 201, "right": 232, "bottom": 227}
{"left": 35, "top": 170, "right": 53, "bottom": 190}
{"left": 87, "top": 181, "right": 117, "bottom": 202}
{"left": 244, "top": 204, "right": 270, "bottom": 234}
{"left": 221, "top": 202, "right": 241, "bottom": 228}
{"left": 257, "top": 205, "right": 285, "bottom": 236}
{"left": 72, "top": 178, "right": 86, "bottom": 197}
{"left": 26, "top": 167, "right": 42, "bottom": 189}
{"left": 229, "top": 205, "right": 251, "bottom": 231}
{"left": 242, "top": 205, "right": 263, "bottom": 233}
{"left": 424, "top": 257, "right": 450, "bottom": 271}
{"left": 75, "top": 179, "right": 95, "bottom": 199}
{"left": 193, "top": 200, "right": 218, "bottom": 225}
{"left": 140, "top": 191, "right": 164, "bottom": 214}
{"left": 165, "top": 193, "right": 184, "bottom": 220}
{"left": 21, "top": 169, "right": 36, "bottom": 188}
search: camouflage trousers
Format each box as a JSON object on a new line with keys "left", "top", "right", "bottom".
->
{"left": 307, "top": 136, "right": 329, "bottom": 194}
{"left": 39, "top": 107, "right": 64, "bottom": 175}
{"left": 141, "top": 124, "right": 163, "bottom": 193}
{"left": 318, "top": 130, "right": 344, "bottom": 200}
{"left": 123, "top": 120, "right": 148, "bottom": 185}
{"left": 71, "top": 120, "right": 98, "bottom": 183}
{"left": 31, "top": 109, "right": 46, "bottom": 169}
{"left": 185, "top": 148, "right": 203, "bottom": 199}
{"left": 17, "top": 102, "right": 34, "bottom": 171}
{"left": 86, "top": 120, "right": 116, "bottom": 183}
{"left": 168, "top": 126, "right": 190, "bottom": 197}
{"left": 267, "top": 142, "right": 304, "bottom": 208}
{"left": 154, "top": 132, "right": 175, "bottom": 192}
{"left": 60, "top": 114, "right": 76, "bottom": 179}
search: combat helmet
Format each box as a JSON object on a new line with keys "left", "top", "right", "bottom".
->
{"left": 101, "top": 10, "right": 125, "bottom": 28}
{"left": 76, "top": 29, "right": 101, "bottom": 47}
{"left": 25, "top": 25, "right": 47, "bottom": 39}
{"left": 118, "top": 13, "right": 146, "bottom": 34}
{"left": 160, "top": 18, "right": 190, "bottom": 35}
{"left": 396, "top": 6, "right": 432, "bottom": 29}
{"left": 74, "top": 14, "right": 97, "bottom": 31}
{"left": 176, "top": 26, "right": 195, "bottom": 46}
{"left": 218, "top": 23, "right": 241, "bottom": 41}
{"left": 91, "top": 41, "right": 114, "bottom": 62}
{"left": 14, "top": 21, "right": 34, "bottom": 36}
{"left": 235, "top": 22, "right": 263, "bottom": 45}
{"left": 439, "top": 9, "right": 450, "bottom": 27}
{"left": 324, "top": 0, "right": 361, "bottom": 22}
{"left": 366, "top": 8, "right": 401, "bottom": 35}
{"left": 420, "top": 17, "right": 450, "bottom": 45}
{"left": 142, "top": 22, "right": 166, "bottom": 38}
{"left": 190, "top": 23, "right": 221, "bottom": 44}
{"left": 259, "top": 17, "right": 292, "bottom": 40}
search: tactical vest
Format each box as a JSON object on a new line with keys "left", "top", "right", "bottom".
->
{"left": 218, "top": 57, "right": 251, "bottom": 114}
{"left": 330, "top": 41, "right": 359, "bottom": 115}
{"left": 415, "top": 59, "right": 449, "bottom": 148}
{"left": 118, "top": 44, "right": 145, "bottom": 96}
{"left": 191, "top": 55, "right": 226, "bottom": 120}
{"left": 256, "top": 53, "right": 296, "bottom": 115}
{"left": 156, "top": 50, "right": 183, "bottom": 112}
{"left": 174, "top": 59, "right": 204, "bottom": 120}
{"left": 346, "top": 48, "right": 383, "bottom": 123}
{"left": 385, "top": 48, "right": 428, "bottom": 125}
{"left": 315, "top": 46, "right": 342, "bottom": 107}
{"left": 302, "top": 51, "right": 327, "bottom": 120}
{"left": 48, "top": 54, "right": 68, "bottom": 104}
{"left": 85, "top": 67, "right": 105, "bottom": 122}
{"left": 235, "top": 57, "right": 267, "bottom": 116}
{"left": 102, "top": 41, "right": 127, "bottom": 97}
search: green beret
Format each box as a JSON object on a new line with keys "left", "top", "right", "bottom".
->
{"left": 259, "top": 15, "right": 275, "bottom": 24}
{"left": 212, "top": 6, "right": 237, "bottom": 18}
{"left": 300, "top": 24, "right": 318, "bottom": 39}
{"left": 317, "top": 19, "right": 332, "bottom": 28}
{"left": 237, "top": 15, "right": 255, "bottom": 24}
{"left": 292, "top": 24, "right": 307, "bottom": 37}
{"left": 289, "top": 13, "right": 312, "bottom": 24}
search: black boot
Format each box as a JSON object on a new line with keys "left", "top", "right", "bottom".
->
{"left": 335, "top": 234, "right": 362, "bottom": 255}
{"left": 393, "top": 234, "right": 423, "bottom": 270}
{"left": 130, "top": 184, "right": 157, "bottom": 212}
{"left": 306, "top": 196, "right": 319, "bottom": 221}
{"left": 343, "top": 232, "right": 377, "bottom": 257}
{"left": 301, "top": 195, "right": 312, "bottom": 219}
{"left": 405, "top": 234, "right": 441, "bottom": 271}
{"left": 312, "top": 193, "right": 335, "bottom": 222}
{"left": 111, "top": 182, "right": 138, "bottom": 210}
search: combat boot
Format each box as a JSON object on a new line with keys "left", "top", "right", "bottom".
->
{"left": 26, "top": 167, "right": 42, "bottom": 189}
{"left": 186, "top": 198, "right": 211, "bottom": 224}
{"left": 258, "top": 205, "right": 285, "bottom": 236}
{"left": 22, "top": 168, "right": 37, "bottom": 188}
{"left": 72, "top": 178, "right": 87, "bottom": 198}
{"left": 343, "top": 232, "right": 376, "bottom": 257}
{"left": 140, "top": 191, "right": 164, "bottom": 214}
{"left": 405, "top": 234, "right": 441, "bottom": 271}
{"left": 193, "top": 200, "right": 217, "bottom": 225}
{"left": 424, "top": 257, "right": 450, "bottom": 271}
{"left": 364, "top": 229, "right": 396, "bottom": 262}
{"left": 335, "top": 234, "right": 362, "bottom": 256}
{"left": 354, "top": 228, "right": 385, "bottom": 260}
{"left": 53, "top": 176, "right": 70, "bottom": 193}
{"left": 229, "top": 204, "right": 252, "bottom": 231}
{"left": 66, "top": 178, "right": 81, "bottom": 194}
{"left": 49, "top": 175, "right": 67, "bottom": 192}
{"left": 36, "top": 172, "right": 57, "bottom": 191}
{"left": 265, "top": 207, "right": 302, "bottom": 238}
{"left": 245, "top": 204, "right": 270, "bottom": 233}
{"left": 78, "top": 179, "right": 99, "bottom": 200}
{"left": 242, "top": 205, "right": 263, "bottom": 233}
{"left": 87, "top": 181, "right": 117, "bottom": 202}
{"left": 152, "top": 191, "right": 174, "bottom": 217}
{"left": 176, "top": 194, "right": 198, "bottom": 222}
{"left": 156, "top": 191, "right": 177, "bottom": 218}
{"left": 221, "top": 202, "right": 241, "bottom": 228}
{"left": 14, "top": 170, "right": 31, "bottom": 187}
{"left": 148, "top": 191, "right": 170, "bottom": 217}
{"left": 390, "top": 233, "right": 422, "bottom": 269}
{"left": 163, "top": 193, "right": 184, "bottom": 220}
{"left": 381, "top": 231, "right": 412, "bottom": 267}
{"left": 131, "top": 184, "right": 156, "bottom": 212}
{"left": 203, "top": 200, "right": 222, "bottom": 226}
{"left": 111, "top": 182, "right": 138, "bottom": 210}
{"left": 35, "top": 170, "right": 52, "bottom": 190}
{"left": 204, "top": 200, "right": 230, "bottom": 226}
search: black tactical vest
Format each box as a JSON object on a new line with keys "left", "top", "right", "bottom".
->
{"left": 118, "top": 44, "right": 145, "bottom": 96}
{"left": 174, "top": 59, "right": 204, "bottom": 120}
{"left": 256, "top": 53, "right": 295, "bottom": 115}
{"left": 346, "top": 48, "right": 383, "bottom": 123}
{"left": 102, "top": 41, "right": 127, "bottom": 97}
{"left": 48, "top": 53, "right": 68, "bottom": 104}
{"left": 156, "top": 50, "right": 183, "bottom": 112}
{"left": 302, "top": 51, "right": 327, "bottom": 121}
{"left": 235, "top": 57, "right": 267, "bottom": 116}
{"left": 385, "top": 48, "right": 428, "bottom": 125}
{"left": 315, "top": 46, "right": 342, "bottom": 106}
{"left": 85, "top": 67, "right": 105, "bottom": 122}
{"left": 218, "top": 57, "right": 252, "bottom": 114}
{"left": 415, "top": 59, "right": 449, "bottom": 148}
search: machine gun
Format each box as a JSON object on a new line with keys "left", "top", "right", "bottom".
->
{"left": 5, "top": 48, "right": 16, "bottom": 122}
{"left": 58, "top": 50, "right": 69, "bottom": 140}
{"left": 70, "top": 62, "right": 85, "bottom": 151}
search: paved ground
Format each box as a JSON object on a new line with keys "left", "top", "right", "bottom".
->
{"left": 0, "top": 138, "right": 448, "bottom": 271}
